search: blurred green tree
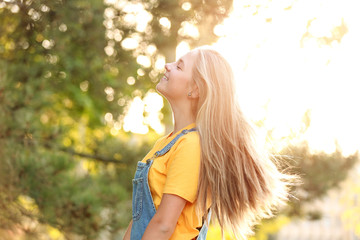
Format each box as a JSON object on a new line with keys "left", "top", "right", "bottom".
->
{"left": 0, "top": 0, "right": 233, "bottom": 238}
{"left": 246, "top": 109, "right": 359, "bottom": 240}
{"left": 279, "top": 143, "right": 358, "bottom": 219}
{"left": 246, "top": 144, "right": 359, "bottom": 240}
{"left": 0, "top": 0, "right": 148, "bottom": 238}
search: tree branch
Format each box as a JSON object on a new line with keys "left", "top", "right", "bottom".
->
{"left": 59, "top": 147, "right": 122, "bottom": 164}
{"left": 43, "top": 143, "right": 122, "bottom": 164}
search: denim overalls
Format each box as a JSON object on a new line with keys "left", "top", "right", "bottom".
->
{"left": 130, "top": 128, "right": 211, "bottom": 240}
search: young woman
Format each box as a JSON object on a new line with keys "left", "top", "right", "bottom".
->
{"left": 123, "top": 47, "right": 291, "bottom": 240}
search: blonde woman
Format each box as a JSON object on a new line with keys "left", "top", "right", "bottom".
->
{"left": 123, "top": 47, "right": 291, "bottom": 240}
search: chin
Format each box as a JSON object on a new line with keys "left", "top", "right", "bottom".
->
{"left": 156, "top": 84, "right": 165, "bottom": 96}
{"left": 156, "top": 88, "right": 171, "bottom": 103}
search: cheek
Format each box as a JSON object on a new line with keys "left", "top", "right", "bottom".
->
{"left": 171, "top": 77, "right": 189, "bottom": 93}
{"left": 175, "top": 72, "right": 191, "bottom": 85}
{"left": 157, "top": 73, "right": 192, "bottom": 99}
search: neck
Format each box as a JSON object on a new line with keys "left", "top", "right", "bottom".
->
{"left": 169, "top": 102, "right": 196, "bottom": 135}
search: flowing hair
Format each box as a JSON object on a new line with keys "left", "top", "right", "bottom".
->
{"left": 191, "top": 47, "right": 293, "bottom": 239}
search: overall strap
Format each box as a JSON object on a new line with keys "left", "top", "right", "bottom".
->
{"left": 146, "top": 127, "right": 197, "bottom": 164}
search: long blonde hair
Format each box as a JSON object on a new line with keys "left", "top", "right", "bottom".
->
{"left": 191, "top": 47, "right": 292, "bottom": 239}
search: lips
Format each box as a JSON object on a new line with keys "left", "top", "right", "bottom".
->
{"left": 161, "top": 75, "right": 169, "bottom": 81}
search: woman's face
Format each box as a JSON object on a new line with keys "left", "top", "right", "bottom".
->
{"left": 156, "top": 51, "right": 197, "bottom": 102}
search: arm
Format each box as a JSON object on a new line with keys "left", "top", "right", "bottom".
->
{"left": 142, "top": 193, "right": 187, "bottom": 240}
{"left": 122, "top": 219, "right": 133, "bottom": 240}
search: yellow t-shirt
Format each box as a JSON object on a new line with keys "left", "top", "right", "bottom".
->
{"left": 141, "top": 122, "right": 204, "bottom": 239}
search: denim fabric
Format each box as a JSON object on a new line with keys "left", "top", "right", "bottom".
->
{"left": 130, "top": 128, "right": 211, "bottom": 240}
{"left": 197, "top": 210, "right": 211, "bottom": 240}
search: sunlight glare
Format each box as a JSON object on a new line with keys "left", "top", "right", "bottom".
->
{"left": 120, "top": 0, "right": 360, "bottom": 156}
{"left": 123, "top": 97, "right": 149, "bottom": 134}
{"left": 137, "top": 55, "right": 151, "bottom": 68}
{"left": 122, "top": 93, "right": 165, "bottom": 134}
{"left": 181, "top": 2, "right": 192, "bottom": 11}
{"left": 178, "top": 22, "right": 199, "bottom": 39}
{"left": 159, "top": 17, "right": 171, "bottom": 29}
{"left": 144, "top": 91, "right": 165, "bottom": 134}
{"left": 121, "top": 38, "right": 139, "bottom": 50}
{"left": 146, "top": 44, "right": 157, "bottom": 55}
{"left": 127, "top": 76, "right": 135, "bottom": 85}
{"left": 155, "top": 55, "right": 165, "bottom": 71}
{"left": 211, "top": 0, "right": 360, "bottom": 155}
{"left": 176, "top": 41, "right": 190, "bottom": 60}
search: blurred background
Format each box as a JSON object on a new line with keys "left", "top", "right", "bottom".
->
{"left": 0, "top": 0, "right": 359, "bottom": 239}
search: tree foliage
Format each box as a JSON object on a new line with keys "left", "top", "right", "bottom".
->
{"left": 279, "top": 143, "right": 358, "bottom": 219}
{"left": 0, "top": 0, "right": 233, "bottom": 238}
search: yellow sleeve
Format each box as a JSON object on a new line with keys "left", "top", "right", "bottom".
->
{"left": 162, "top": 133, "right": 201, "bottom": 203}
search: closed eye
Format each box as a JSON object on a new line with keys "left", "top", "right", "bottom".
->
{"left": 176, "top": 58, "right": 184, "bottom": 70}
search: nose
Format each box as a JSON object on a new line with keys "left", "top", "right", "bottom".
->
{"left": 165, "top": 63, "right": 171, "bottom": 72}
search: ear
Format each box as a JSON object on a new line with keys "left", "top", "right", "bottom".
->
{"left": 189, "top": 85, "right": 199, "bottom": 99}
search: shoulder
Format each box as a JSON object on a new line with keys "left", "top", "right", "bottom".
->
{"left": 152, "top": 135, "right": 169, "bottom": 149}
{"left": 163, "top": 131, "right": 201, "bottom": 203}
{"left": 173, "top": 131, "right": 200, "bottom": 151}
{"left": 168, "top": 131, "right": 201, "bottom": 163}
{"left": 178, "top": 131, "right": 200, "bottom": 145}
